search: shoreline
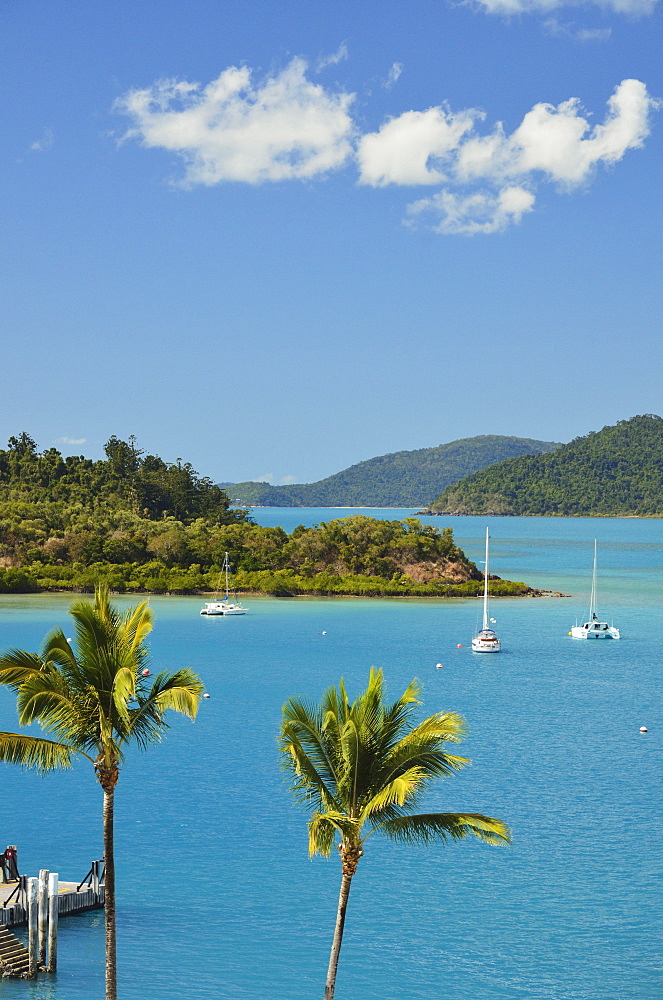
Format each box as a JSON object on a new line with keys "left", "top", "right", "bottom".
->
{"left": 1, "top": 586, "right": 569, "bottom": 600}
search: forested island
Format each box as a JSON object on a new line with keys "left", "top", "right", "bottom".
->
{"left": 229, "top": 434, "right": 560, "bottom": 507}
{"left": 426, "top": 415, "right": 663, "bottom": 517}
{"left": 0, "top": 433, "right": 533, "bottom": 598}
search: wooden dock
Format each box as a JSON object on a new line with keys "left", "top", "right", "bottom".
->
{"left": 0, "top": 872, "right": 104, "bottom": 929}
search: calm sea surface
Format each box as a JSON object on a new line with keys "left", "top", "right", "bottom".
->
{"left": 0, "top": 511, "right": 661, "bottom": 1000}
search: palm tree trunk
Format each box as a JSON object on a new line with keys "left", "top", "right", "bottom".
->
{"left": 324, "top": 871, "right": 354, "bottom": 1000}
{"left": 103, "top": 787, "right": 117, "bottom": 1000}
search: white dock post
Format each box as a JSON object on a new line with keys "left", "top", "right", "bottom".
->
{"left": 27, "top": 876, "right": 38, "bottom": 976}
{"left": 92, "top": 859, "right": 100, "bottom": 901}
{"left": 38, "top": 868, "right": 49, "bottom": 967}
{"left": 47, "top": 872, "right": 59, "bottom": 972}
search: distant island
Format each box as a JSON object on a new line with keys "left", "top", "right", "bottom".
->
{"left": 0, "top": 434, "right": 534, "bottom": 597}
{"left": 227, "top": 434, "right": 561, "bottom": 508}
{"left": 425, "top": 414, "right": 663, "bottom": 517}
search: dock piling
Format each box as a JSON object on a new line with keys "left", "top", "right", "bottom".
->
{"left": 27, "top": 877, "right": 38, "bottom": 977}
{"left": 38, "top": 868, "right": 49, "bottom": 967}
{"left": 47, "top": 872, "right": 58, "bottom": 972}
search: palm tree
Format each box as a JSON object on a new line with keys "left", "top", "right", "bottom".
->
{"left": 0, "top": 585, "right": 204, "bottom": 1000}
{"left": 280, "top": 667, "right": 510, "bottom": 1000}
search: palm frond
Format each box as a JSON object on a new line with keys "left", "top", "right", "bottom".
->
{"left": 148, "top": 670, "right": 204, "bottom": 719}
{"left": 112, "top": 666, "right": 137, "bottom": 724}
{"left": 358, "top": 766, "right": 429, "bottom": 820}
{"left": 16, "top": 670, "right": 83, "bottom": 728}
{"left": 41, "top": 629, "right": 78, "bottom": 672}
{"left": 281, "top": 669, "right": 510, "bottom": 866}
{"left": 0, "top": 732, "right": 82, "bottom": 771}
{"left": 0, "top": 650, "right": 47, "bottom": 690}
{"left": 281, "top": 697, "right": 339, "bottom": 791}
{"left": 308, "top": 813, "right": 340, "bottom": 858}
{"left": 120, "top": 601, "right": 153, "bottom": 654}
{"left": 309, "top": 811, "right": 358, "bottom": 856}
{"left": 280, "top": 726, "right": 341, "bottom": 812}
{"left": 379, "top": 812, "right": 511, "bottom": 846}
{"left": 118, "top": 670, "right": 204, "bottom": 749}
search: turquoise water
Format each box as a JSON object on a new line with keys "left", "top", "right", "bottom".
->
{"left": 0, "top": 513, "right": 662, "bottom": 999}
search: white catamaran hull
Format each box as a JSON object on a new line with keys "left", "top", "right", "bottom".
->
{"left": 570, "top": 622, "right": 619, "bottom": 639}
{"left": 200, "top": 552, "right": 247, "bottom": 616}
{"left": 200, "top": 603, "right": 246, "bottom": 616}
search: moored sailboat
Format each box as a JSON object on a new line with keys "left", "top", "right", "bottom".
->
{"left": 569, "top": 540, "right": 619, "bottom": 639}
{"left": 471, "top": 528, "right": 501, "bottom": 653}
{"left": 200, "top": 552, "right": 247, "bottom": 616}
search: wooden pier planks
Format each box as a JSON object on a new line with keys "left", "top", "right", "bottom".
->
{"left": 0, "top": 881, "right": 104, "bottom": 929}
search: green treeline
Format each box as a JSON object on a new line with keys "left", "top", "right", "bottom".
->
{"left": 0, "top": 432, "right": 240, "bottom": 523}
{"left": 0, "top": 434, "right": 531, "bottom": 596}
{"left": 230, "top": 435, "right": 561, "bottom": 507}
{"left": 430, "top": 415, "right": 663, "bottom": 517}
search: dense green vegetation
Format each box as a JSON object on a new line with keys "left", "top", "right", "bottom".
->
{"left": 0, "top": 434, "right": 532, "bottom": 596}
{"left": 230, "top": 434, "right": 561, "bottom": 507}
{"left": 0, "top": 432, "right": 240, "bottom": 522}
{"left": 429, "top": 415, "right": 663, "bottom": 516}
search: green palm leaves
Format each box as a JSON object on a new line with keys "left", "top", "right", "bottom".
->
{"left": 0, "top": 585, "right": 203, "bottom": 771}
{"left": 280, "top": 668, "right": 510, "bottom": 1000}
{"left": 280, "top": 667, "right": 510, "bottom": 856}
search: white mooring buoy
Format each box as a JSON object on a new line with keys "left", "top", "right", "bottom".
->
{"left": 639, "top": 726, "right": 648, "bottom": 733}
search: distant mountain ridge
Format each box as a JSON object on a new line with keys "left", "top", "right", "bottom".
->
{"left": 429, "top": 414, "right": 663, "bottom": 517}
{"left": 227, "top": 435, "right": 561, "bottom": 507}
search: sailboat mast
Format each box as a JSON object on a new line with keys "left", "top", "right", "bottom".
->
{"left": 483, "top": 527, "right": 489, "bottom": 630}
{"left": 589, "top": 539, "right": 598, "bottom": 618}
{"left": 224, "top": 551, "right": 230, "bottom": 601}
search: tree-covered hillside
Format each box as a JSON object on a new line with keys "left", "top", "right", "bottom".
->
{"left": 230, "top": 435, "right": 561, "bottom": 507}
{"left": 0, "top": 434, "right": 532, "bottom": 597}
{"left": 429, "top": 415, "right": 663, "bottom": 516}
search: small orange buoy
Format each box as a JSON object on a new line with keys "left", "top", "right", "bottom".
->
{"left": 639, "top": 726, "right": 648, "bottom": 733}
{"left": 456, "top": 644, "right": 462, "bottom": 648}
{"left": 141, "top": 669, "right": 150, "bottom": 677}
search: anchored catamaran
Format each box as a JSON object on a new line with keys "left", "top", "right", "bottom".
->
{"left": 200, "top": 552, "right": 247, "bottom": 616}
{"left": 569, "top": 540, "right": 619, "bottom": 639}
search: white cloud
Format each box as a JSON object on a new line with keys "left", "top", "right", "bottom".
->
{"left": 472, "top": 0, "right": 657, "bottom": 14}
{"left": 116, "top": 60, "right": 656, "bottom": 236}
{"left": 363, "top": 79, "right": 655, "bottom": 233}
{"left": 253, "top": 473, "right": 274, "bottom": 483}
{"left": 407, "top": 186, "right": 535, "bottom": 234}
{"left": 115, "top": 57, "right": 355, "bottom": 185}
{"left": 456, "top": 78, "right": 653, "bottom": 186}
{"left": 317, "top": 42, "right": 349, "bottom": 71}
{"left": 384, "top": 63, "right": 403, "bottom": 89}
{"left": 280, "top": 475, "right": 297, "bottom": 485}
{"left": 543, "top": 16, "right": 612, "bottom": 38}
{"left": 56, "top": 437, "right": 86, "bottom": 445}
{"left": 357, "top": 106, "right": 480, "bottom": 186}
{"left": 30, "top": 128, "right": 54, "bottom": 152}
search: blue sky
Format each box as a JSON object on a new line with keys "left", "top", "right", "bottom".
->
{"left": 2, "top": 0, "right": 661, "bottom": 484}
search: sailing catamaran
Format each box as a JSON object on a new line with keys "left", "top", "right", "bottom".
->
{"left": 569, "top": 540, "right": 619, "bottom": 639}
{"left": 471, "top": 527, "right": 501, "bottom": 653}
{"left": 200, "top": 552, "right": 247, "bottom": 616}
